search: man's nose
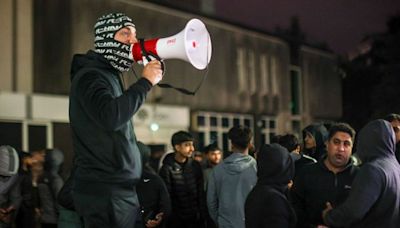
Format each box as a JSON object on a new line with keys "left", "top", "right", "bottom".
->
{"left": 129, "top": 36, "right": 138, "bottom": 44}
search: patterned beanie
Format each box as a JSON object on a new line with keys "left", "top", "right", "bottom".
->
{"left": 93, "top": 13, "right": 136, "bottom": 71}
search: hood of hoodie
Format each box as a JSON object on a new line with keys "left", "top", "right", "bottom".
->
{"left": 257, "top": 143, "right": 294, "bottom": 185}
{"left": 222, "top": 152, "right": 256, "bottom": 175}
{"left": 357, "top": 119, "right": 396, "bottom": 163}
{"left": 70, "top": 50, "right": 117, "bottom": 81}
{"left": 0, "top": 145, "right": 19, "bottom": 176}
{"left": 44, "top": 148, "right": 64, "bottom": 174}
{"left": 303, "top": 123, "right": 328, "bottom": 149}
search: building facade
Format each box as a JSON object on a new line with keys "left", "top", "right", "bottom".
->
{"left": 0, "top": 0, "right": 342, "bottom": 173}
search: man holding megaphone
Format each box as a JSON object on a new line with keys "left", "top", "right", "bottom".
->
{"left": 68, "top": 12, "right": 162, "bottom": 228}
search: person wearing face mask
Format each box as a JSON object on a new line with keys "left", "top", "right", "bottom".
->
{"left": 68, "top": 12, "right": 163, "bottom": 228}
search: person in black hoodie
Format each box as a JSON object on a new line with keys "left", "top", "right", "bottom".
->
{"left": 245, "top": 143, "right": 297, "bottom": 228}
{"left": 383, "top": 113, "right": 400, "bottom": 164}
{"left": 136, "top": 142, "right": 171, "bottom": 228}
{"left": 302, "top": 123, "right": 328, "bottom": 161}
{"left": 323, "top": 119, "right": 400, "bottom": 228}
{"left": 277, "top": 134, "right": 316, "bottom": 177}
{"left": 69, "top": 12, "right": 162, "bottom": 228}
{"left": 291, "top": 122, "right": 359, "bottom": 228}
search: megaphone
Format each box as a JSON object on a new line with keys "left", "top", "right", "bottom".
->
{"left": 131, "top": 18, "right": 212, "bottom": 70}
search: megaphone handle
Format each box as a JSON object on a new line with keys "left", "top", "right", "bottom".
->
{"left": 138, "top": 39, "right": 165, "bottom": 74}
{"left": 142, "top": 56, "right": 165, "bottom": 76}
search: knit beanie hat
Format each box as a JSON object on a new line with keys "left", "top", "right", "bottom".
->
{"left": 93, "top": 12, "right": 135, "bottom": 72}
{"left": 0, "top": 145, "right": 19, "bottom": 176}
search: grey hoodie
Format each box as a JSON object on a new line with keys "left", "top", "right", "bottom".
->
{"left": 325, "top": 119, "right": 400, "bottom": 228}
{"left": 38, "top": 149, "right": 65, "bottom": 224}
{"left": 207, "top": 152, "right": 257, "bottom": 228}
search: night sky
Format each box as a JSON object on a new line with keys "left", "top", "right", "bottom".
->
{"left": 216, "top": 0, "right": 400, "bottom": 55}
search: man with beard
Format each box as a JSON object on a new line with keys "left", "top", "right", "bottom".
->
{"left": 291, "top": 123, "right": 359, "bottom": 228}
{"left": 322, "top": 119, "right": 400, "bottom": 228}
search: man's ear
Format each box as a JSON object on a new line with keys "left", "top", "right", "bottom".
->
{"left": 295, "top": 145, "right": 301, "bottom": 154}
{"left": 173, "top": 144, "right": 180, "bottom": 152}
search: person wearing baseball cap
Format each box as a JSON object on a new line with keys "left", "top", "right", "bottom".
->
{"left": 69, "top": 12, "right": 163, "bottom": 227}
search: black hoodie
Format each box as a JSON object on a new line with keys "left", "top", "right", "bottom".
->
{"left": 69, "top": 50, "right": 152, "bottom": 191}
{"left": 245, "top": 143, "right": 296, "bottom": 228}
{"left": 324, "top": 120, "right": 400, "bottom": 228}
{"left": 302, "top": 123, "right": 328, "bottom": 161}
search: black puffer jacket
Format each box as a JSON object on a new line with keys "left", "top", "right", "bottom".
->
{"left": 159, "top": 153, "right": 206, "bottom": 222}
{"left": 291, "top": 155, "right": 359, "bottom": 227}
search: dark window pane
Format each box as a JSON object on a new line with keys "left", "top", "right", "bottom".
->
{"left": 222, "top": 117, "right": 229, "bottom": 127}
{"left": 269, "top": 120, "right": 276, "bottom": 129}
{"left": 210, "top": 116, "right": 218, "bottom": 127}
{"left": 261, "top": 133, "right": 266, "bottom": 145}
{"left": 269, "top": 133, "right": 276, "bottom": 144}
{"left": 197, "top": 115, "right": 205, "bottom": 126}
{"left": 198, "top": 132, "right": 205, "bottom": 151}
{"left": 244, "top": 119, "right": 251, "bottom": 128}
{"left": 0, "top": 122, "right": 22, "bottom": 151}
{"left": 233, "top": 118, "right": 240, "bottom": 126}
{"left": 29, "top": 125, "right": 47, "bottom": 151}
{"left": 290, "top": 70, "right": 301, "bottom": 115}
{"left": 259, "top": 120, "right": 266, "bottom": 128}
{"left": 210, "top": 131, "right": 218, "bottom": 144}
{"left": 223, "top": 133, "right": 229, "bottom": 156}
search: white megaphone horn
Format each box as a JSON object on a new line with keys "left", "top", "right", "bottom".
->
{"left": 131, "top": 18, "right": 212, "bottom": 70}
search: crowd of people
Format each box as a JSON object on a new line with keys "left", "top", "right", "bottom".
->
{"left": 2, "top": 12, "right": 400, "bottom": 228}
{"left": 2, "top": 117, "right": 400, "bottom": 228}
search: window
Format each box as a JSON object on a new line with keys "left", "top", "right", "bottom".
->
{"left": 28, "top": 125, "right": 47, "bottom": 151}
{"left": 192, "top": 112, "right": 254, "bottom": 152}
{"left": 290, "top": 66, "right": 302, "bottom": 115}
{"left": 0, "top": 121, "right": 23, "bottom": 151}
{"left": 259, "top": 116, "right": 277, "bottom": 144}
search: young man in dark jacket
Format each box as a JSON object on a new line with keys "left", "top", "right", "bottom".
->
{"left": 159, "top": 131, "right": 206, "bottom": 228}
{"left": 302, "top": 123, "right": 328, "bottom": 161}
{"left": 69, "top": 12, "right": 162, "bottom": 228}
{"left": 323, "top": 119, "right": 400, "bottom": 228}
{"left": 136, "top": 142, "right": 171, "bottom": 228}
{"left": 291, "top": 123, "right": 359, "bottom": 227}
